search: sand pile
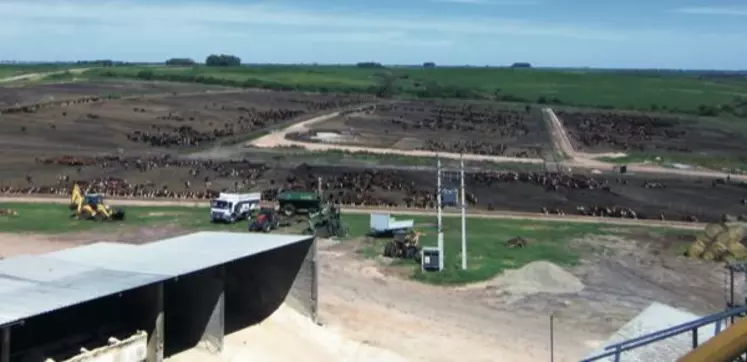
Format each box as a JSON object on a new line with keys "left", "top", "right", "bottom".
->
{"left": 491, "top": 261, "right": 585, "bottom": 295}
{"left": 168, "top": 303, "right": 410, "bottom": 362}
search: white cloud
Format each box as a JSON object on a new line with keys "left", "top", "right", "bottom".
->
{"left": 0, "top": 1, "right": 625, "bottom": 41}
{"left": 674, "top": 7, "right": 747, "bottom": 16}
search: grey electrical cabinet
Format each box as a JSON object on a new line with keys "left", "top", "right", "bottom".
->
{"left": 421, "top": 247, "right": 441, "bottom": 272}
{"left": 442, "top": 187, "right": 458, "bottom": 206}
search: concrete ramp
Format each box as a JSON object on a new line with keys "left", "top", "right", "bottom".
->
{"left": 585, "top": 302, "right": 717, "bottom": 362}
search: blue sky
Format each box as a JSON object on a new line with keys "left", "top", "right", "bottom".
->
{"left": 1, "top": 0, "right": 745, "bottom": 69}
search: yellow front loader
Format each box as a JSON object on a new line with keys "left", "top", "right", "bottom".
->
{"left": 70, "top": 184, "right": 125, "bottom": 221}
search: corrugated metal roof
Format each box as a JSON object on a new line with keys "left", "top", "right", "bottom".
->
{"left": 0, "top": 232, "right": 312, "bottom": 328}
{"left": 0, "top": 255, "right": 165, "bottom": 326}
{"left": 47, "top": 232, "right": 309, "bottom": 276}
{"left": 44, "top": 242, "right": 139, "bottom": 261}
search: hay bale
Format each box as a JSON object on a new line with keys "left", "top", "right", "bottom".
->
{"left": 696, "top": 234, "right": 713, "bottom": 245}
{"left": 716, "top": 232, "right": 734, "bottom": 246}
{"left": 705, "top": 223, "right": 727, "bottom": 238}
{"left": 729, "top": 243, "right": 747, "bottom": 259}
{"left": 710, "top": 241, "right": 729, "bottom": 256}
{"left": 728, "top": 225, "right": 746, "bottom": 243}
{"left": 702, "top": 251, "right": 716, "bottom": 261}
{"left": 686, "top": 239, "right": 709, "bottom": 258}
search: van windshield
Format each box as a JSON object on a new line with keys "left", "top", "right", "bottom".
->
{"left": 212, "top": 200, "right": 232, "bottom": 209}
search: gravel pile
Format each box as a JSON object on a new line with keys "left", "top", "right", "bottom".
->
{"left": 492, "top": 261, "right": 585, "bottom": 295}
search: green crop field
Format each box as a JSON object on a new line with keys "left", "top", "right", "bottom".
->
{"left": 0, "top": 202, "right": 687, "bottom": 285}
{"left": 80, "top": 65, "right": 747, "bottom": 117}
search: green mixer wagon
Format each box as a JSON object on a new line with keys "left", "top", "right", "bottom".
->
{"left": 277, "top": 191, "right": 323, "bottom": 216}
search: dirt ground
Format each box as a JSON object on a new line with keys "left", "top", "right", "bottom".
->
{"left": 288, "top": 100, "right": 549, "bottom": 158}
{"left": 0, "top": 84, "right": 372, "bottom": 176}
{"left": 0, "top": 80, "right": 236, "bottom": 107}
{"left": 0, "top": 229, "right": 733, "bottom": 362}
{"left": 553, "top": 108, "right": 747, "bottom": 155}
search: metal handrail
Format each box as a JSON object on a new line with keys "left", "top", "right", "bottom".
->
{"left": 603, "top": 306, "right": 747, "bottom": 351}
{"left": 582, "top": 305, "right": 747, "bottom": 362}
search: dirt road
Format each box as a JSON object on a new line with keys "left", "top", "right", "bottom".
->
{"left": 248, "top": 111, "right": 545, "bottom": 164}
{"left": 0, "top": 68, "right": 91, "bottom": 84}
{"left": 244, "top": 105, "right": 746, "bottom": 180}
{"left": 0, "top": 195, "right": 705, "bottom": 230}
{"left": 543, "top": 108, "right": 747, "bottom": 182}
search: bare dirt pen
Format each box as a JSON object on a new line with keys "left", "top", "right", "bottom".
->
{"left": 0, "top": 81, "right": 372, "bottom": 185}
{"left": 286, "top": 100, "right": 550, "bottom": 159}
{"left": 554, "top": 108, "right": 747, "bottom": 160}
{"left": 0, "top": 79, "right": 235, "bottom": 107}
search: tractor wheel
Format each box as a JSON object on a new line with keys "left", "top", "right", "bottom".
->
{"left": 411, "top": 247, "right": 422, "bottom": 263}
{"left": 383, "top": 242, "right": 396, "bottom": 258}
{"left": 405, "top": 247, "right": 417, "bottom": 260}
{"left": 281, "top": 204, "right": 296, "bottom": 217}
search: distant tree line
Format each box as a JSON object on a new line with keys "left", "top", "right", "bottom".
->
{"left": 206, "top": 54, "right": 241, "bottom": 67}
{"left": 356, "top": 62, "right": 384, "bottom": 69}
{"left": 511, "top": 62, "right": 532, "bottom": 68}
{"left": 74, "top": 60, "right": 127, "bottom": 67}
{"left": 165, "top": 58, "right": 196, "bottom": 66}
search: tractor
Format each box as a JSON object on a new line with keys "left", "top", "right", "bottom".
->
{"left": 69, "top": 184, "right": 125, "bottom": 221}
{"left": 248, "top": 207, "right": 281, "bottom": 233}
{"left": 304, "top": 203, "right": 347, "bottom": 238}
{"left": 383, "top": 229, "right": 423, "bottom": 262}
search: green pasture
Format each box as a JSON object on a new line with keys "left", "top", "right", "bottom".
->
{"left": 80, "top": 65, "right": 747, "bottom": 116}
{"left": 0, "top": 202, "right": 687, "bottom": 285}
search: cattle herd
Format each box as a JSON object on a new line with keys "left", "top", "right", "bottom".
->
{"left": 292, "top": 101, "right": 546, "bottom": 158}
{"left": 1, "top": 83, "right": 744, "bottom": 225}
{"left": 555, "top": 110, "right": 693, "bottom": 152}
{"left": 2, "top": 154, "right": 742, "bottom": 223}
{"left": 121, "top": 95, "right": 373, "bottom": 148}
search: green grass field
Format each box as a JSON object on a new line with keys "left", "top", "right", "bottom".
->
{"left": 78, "top": 65, "right": 747, "bottom": 116}
{"left": 0, "top": 202, "right": 687, "bottom": 285}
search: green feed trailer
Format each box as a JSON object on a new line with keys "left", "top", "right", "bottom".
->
{"left": 277, "top": 191, "right": 322, "bottom": 216}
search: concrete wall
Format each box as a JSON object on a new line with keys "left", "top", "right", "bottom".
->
{"left": 162, "top": 236, "right": 315, "bottom": 356}
{"left": 224, "top": 237, "right": 314, "bottom": 334}
{"left": 284, "top": 237, "right": 317, "bottom": 321}
{"left": 9, "top": 283, "right": 162, "bottom": 362}
{"left": 57, "top": 331, "right": 147, "bottom": 362}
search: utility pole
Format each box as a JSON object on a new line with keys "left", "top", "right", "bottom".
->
{"left": 437, "top": 157, "right": 444, "bottom": 272}
{"left": 460, "top": 153, "right": 467, "bottom": 270}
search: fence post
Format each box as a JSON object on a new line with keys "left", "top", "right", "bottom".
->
{"left": 550, "top": 314, "right": 554, "bottom": 362}
{"left": 691, "top": 327, "right": 698, "bottom": 349}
